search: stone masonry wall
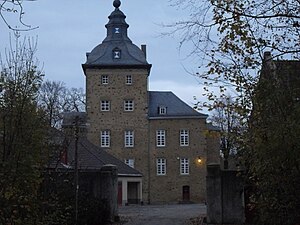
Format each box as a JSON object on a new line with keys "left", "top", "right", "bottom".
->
{"left": 85, "top": 68, "right": 150, "bottom": 203}
{"left": 206, "top": 130, "right": 221, "bottom": 165}
{"left": 148, "top": 118, "right": 208, "bottom": 204}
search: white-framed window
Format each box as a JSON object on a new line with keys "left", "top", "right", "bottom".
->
{"left": 180, "top": 129, "right": 189, "bottom": 146}
{"left": 180, "top": 158, "right": 189, "bottom": 175}
{"left": 126, "top": 75, "right": 132, "bottom": 85}
{"left": 125, "top": 159, "right": 134, "bottom": 168}
{"left": 156, "top": 158, "right": 166, "bottom": 175}
{"left": 156, "top": 130, "right": 166, "bottom": 147}
{"left": 124, "top": 130, "right": 134, "bottom": 147}
{"left": 101, "top": 130, "right": 110, "bottom": 147}
{"left": 124, "top": 100, "right": 134, "bottom": 111}
{"left": 101, "top": 75, "right": 108, "bottom": 85}
{"left": 159, "top": 106, "right": 167, "bottom": 115}
{"left": 101, "top": 100, "right": 110, "bottom": 111}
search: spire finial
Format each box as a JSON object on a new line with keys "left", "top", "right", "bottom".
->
{"left": 113, "top": 0, "right": 121, "bottom": 9}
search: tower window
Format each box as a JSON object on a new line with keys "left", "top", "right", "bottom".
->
{"left": 124, "top": 130, "right": 134, "bottom": 147}
{"left": 126, "top": 75, "right": 132, "bottom": 85}
{"left": 101, "top": 130, "right": 110, "bottom": 148}
{"left": 125, "top": 75, "right": 132, "bottom": 85}
{"left": 124, "top": 100, "right": 134, "bottom": 111}
{"left": 114, "top": 27, "right": 120, "bottom": 33}
{"left": 101, "top": 75, "right": 108, "bottom": 85}
{"left": 101, "top": 100, "right": 110, "bottom": 111}
{"left": 113, "top": 48, "right": 121, "bottom": 59}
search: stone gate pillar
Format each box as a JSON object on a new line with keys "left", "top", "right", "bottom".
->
{"left": 206, "top": 164, "right": 222, "bottom": 224}
{"left": 100, "top": 164, "right": 118, "bottom": 222}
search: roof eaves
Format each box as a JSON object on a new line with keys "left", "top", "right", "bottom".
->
{"left": 148, "top": 115, "right": 208, "bottom": 120}
{"left": 118, "top": 173, "right": 143, "bottom": 177}
{"left": 82, "top": 63, "right": 152, "bottom": 75}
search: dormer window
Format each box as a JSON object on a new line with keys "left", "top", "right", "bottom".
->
{"left": 114, "top": 27, "right": 120, "bottom": 33}
{"left": 158, "top": 106, "right": 167, "bottom": 115}
{"left": 113, "top": 48, "right": 121, "bottom": 59}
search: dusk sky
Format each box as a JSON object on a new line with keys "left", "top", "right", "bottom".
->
{"left": 0, "top": 0, "right": 206, "bottom": 107}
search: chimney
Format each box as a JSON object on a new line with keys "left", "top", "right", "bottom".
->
{"left": 263, "top": 51, "right": 271, "bottom": 62}
{"left": 141, "top": 45, "right": 147, "bottom": 58}
{"left": 263, "top": 51, "right": 276, "bottom": 71}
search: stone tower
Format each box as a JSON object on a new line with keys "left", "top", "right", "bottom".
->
{"left": 82, "top": 0, "right": 152, "bottom": 202}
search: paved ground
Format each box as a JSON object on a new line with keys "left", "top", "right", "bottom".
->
{"left": 118, "top": 204, "right": 206, "bottom": 225}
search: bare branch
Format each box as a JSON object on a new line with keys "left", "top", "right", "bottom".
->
{"left": 0, "top": 0, "right": 39, "bottom": 31}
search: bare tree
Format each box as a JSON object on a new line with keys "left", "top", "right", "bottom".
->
{"left": 64, "top": 87, "right": 86, "bottom": 113}
{"left": 38, "top": 81, "right": 86, "bottom": 128}
{"left": 209, "top": 95, "right": 242, "bottom": 169}
{"left": 0, "top": 0, "right": 38, "bottom": 31}
{"left": 38, "top": 80, "right": 67, "bottom": 127}
{"left": 166, "top": 0, "right": 300, "bottom": 113}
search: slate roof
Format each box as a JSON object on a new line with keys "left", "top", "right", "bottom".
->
{"left": 49, "top": 136, "right": 142, "bottom": 177}
{"left": 62, "top": 112, "right": 87, "bottom": 128}
{"left": 273, "top": 60, "right": 300, "bottom": 90}
{"left": 206, "top": 123, "right": 221, "bottom": 131}
{"left": 261, "top": 52, "right": 300, "bottom": 95}
{"left": 82, "top": 1, "right": 151, "bottom": 70}
{"left": 148, "top": 91, "right": 208, "bottom": 119}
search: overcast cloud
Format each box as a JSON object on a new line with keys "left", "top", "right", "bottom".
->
{"left": 0, "top": 0, "right": 207, "bottom": 107}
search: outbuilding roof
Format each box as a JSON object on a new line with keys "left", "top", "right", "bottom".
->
{"left": 49, "top": 136, "right": 142, "bottom": 177}
{"left": 148, "top": 91, "right": 208, "bottom": 119}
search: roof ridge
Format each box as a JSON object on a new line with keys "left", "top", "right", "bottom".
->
{"left": 148, "top": 90, "right": 172, "bottom": 93}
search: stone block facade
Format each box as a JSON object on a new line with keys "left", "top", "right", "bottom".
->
{"left": 85, "top": 68, "right": 151, "bottom": 202}
{"left": 148, "top": 119, "right": 207, "bottom": 203}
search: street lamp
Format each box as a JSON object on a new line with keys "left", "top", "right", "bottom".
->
{"left": 197, "top": 156, "right": 202, "bottom": 164}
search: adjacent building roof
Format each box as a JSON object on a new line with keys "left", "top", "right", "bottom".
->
{"left": 262, "top": 52, "right": 300, "bottom": 80}
{"left": 206, "top": 123, "right": 221, "bottom": 131}
{"left": 148, "top": 91, "right": 208, "bottom": 119}
{"left": 82, "top": 0, "right": 151, "bottom": 71}
{"left": 261, "top": 52, "right": 300, "bottom": 97}
{"left": 62, "top": 112, "right": 87, "bottom": 128}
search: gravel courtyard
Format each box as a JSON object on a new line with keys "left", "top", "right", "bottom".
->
{"left": 118, "top": 203, "right": 206, "bottom": 225}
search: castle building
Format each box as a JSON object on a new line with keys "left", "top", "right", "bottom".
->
{"left": 82, "top": 0, "right": 219, "bottom": 205}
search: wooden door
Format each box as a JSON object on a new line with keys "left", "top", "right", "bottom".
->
{"left": 182, "top": 185, "right": 190, "bottom": 202}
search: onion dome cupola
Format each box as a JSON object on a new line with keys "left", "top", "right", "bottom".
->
{"left": 82, "top": 0, "right": 151, "bottom": 71}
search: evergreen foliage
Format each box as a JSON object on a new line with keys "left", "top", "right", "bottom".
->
{"left": 246, "top": 62, "right": 300, "bottom": 225}
{"left": 0, "top": 36, "right": 46, "bottom": 225}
